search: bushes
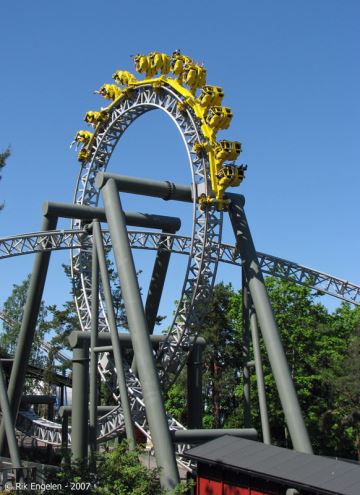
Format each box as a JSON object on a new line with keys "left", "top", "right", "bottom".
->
{"left": 39, "top": 441, "right": 193, "bottom": 495}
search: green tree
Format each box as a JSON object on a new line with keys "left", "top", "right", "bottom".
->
{"left": 164, "top": 283, "right": 243, "bottom": 428}
{"left": 333, "top": 330, "right": 360, "bottom": 460}
{"left": 164, "top": 374, "right": 187, "bottom": 425}
{"left": 169, "top": 278, "right": 360, "bottom": 459}
{"left": 46, "top": 299, "right": 80, "bottom": 372}
{"left": 40, "top": 441, "right": 193, "bottom": 495}
{"left": 320, "top": 308, "right": 360, "bottom": 460}
{"left": 216, "top": 277, "right": 360, "bottom": 459}
{"left": 0, "top": 275, "right": 48, "bottom": 366}
{"left": 198, "top": 283, "right": 242, "bottom": 428}
{"left": 0, "top": 275, "right": 50, "bottom": 395}
{"left": 0, "top": 146, "right": 11, "bottom": 210}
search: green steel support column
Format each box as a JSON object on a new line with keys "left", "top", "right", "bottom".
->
{"left": 69, "top": 331, "right": 174, "bottom": 350}
{"left": 242, "top": 268, "right": 251, "bottom": 428}
{"left": 0, "top": 362, "right": 22, "bottom": 470}
{"left": 60, "top": 405, "right": 118, "bottom": 416}
{"left": 131, "top": 230, "right": 176, "bottom": 375}
{"left": 21, "top": 395, "right": 56, "bottom": 406}
{"left": 89, "top": 227, "right": 99, "bottom": 458}
{"left": 43, "top": 201, "right": 181, "bottom": 231}
{"left": 249, "top": 303, "right": 271, "bottom": 444}
{"left": 95, "top": 173, "right": 192, "bottom": 203}
{"left": 71, "top": 343, "right": 89, "bottom": 463}
{"left": 100, "top": 178, "right": 180, "bottom": 489}
{"left": 47, "top": 400, "right": 54, "bottom": 462}
{"left": 60, "top": 385, "right": 65, "bottom": 407}
{"left": 229, "top": 196, "right": 313, "bottom": 454}
{"left": 0, "top": 214, "right": 58, "bottom": 454}
{"left": 187, "top": 341, "right": 205, "bottom": 429}
{"left": 93, "top": 221, "right": 136, "bottom": 451}
{"left": 144, "top": 230, "right": 176, "bottom": 334}
{"left": 48, "top": 401, "right": 54, "bottom": 421}
{"left": 61, "top": 411, "right": 69, "bottom": 451}
{"left": 171, "top": 428, "right": 258, "bottom": 443}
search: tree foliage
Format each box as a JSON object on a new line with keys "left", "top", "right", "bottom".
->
{"left": 0, "top": 275, "right": 48, "bottom": 366}
{"left": 321, "top": 322, "right": 360, "bottom": 459}
{"left": 0, "top": 275, "right": 50, "bottom": 395}
{"left": 251, "top": 279, "right": 360, "bottom": 458}
{"left": 164, "top": 283, "right": 243, "bottom": 429}
{"left": 40, "top": 441, "right": 193, "bottom": 495}
{"left": 199, "top": 283, "right": 242, "bottom": 428}
{"left": 0, "top": 146, "right": 11, "bottom": 210}
{"left": 166, "top": 278, "right": 360, "bottom": 460}
{"left": 46, "top": 299, "right": 80, "bottom": 372}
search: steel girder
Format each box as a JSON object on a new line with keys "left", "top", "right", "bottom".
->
{"left": 1, "top": 230, "right": 359, "bottom": 306}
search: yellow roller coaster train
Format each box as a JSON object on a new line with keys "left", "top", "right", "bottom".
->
{"left": 73, "top": 50, "right": 247, "bottom": 211}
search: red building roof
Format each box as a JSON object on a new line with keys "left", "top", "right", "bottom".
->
{"left": 184, "top": 436, "right": 360, "bottom": 495}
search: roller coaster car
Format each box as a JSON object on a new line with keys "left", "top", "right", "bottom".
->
{"left": 78, "top": 148, "right": 91, "bottom": 163}
{"left": 84, "top": 111, "right": 109, "bottom": 126}
{"left": 170, "top": 52, "right": 193, "bottom": 78}
{"left": 198, "top": 85, "right": 224, "bottom": 107}
{"left": 216, "top": 164, "right": 247, "bottom": 188}
{"left": 74, "top": 130, "right": 93, "bottom": 145}
{"left": 183, "top": 63, "right": 206, "bottom": 91}
{"left": 206, "top": 106, "right": 233, "bottom": 131}
{"left": 215, "top": 140, "right": 242, "bottom": 161}
{"left": 149, "top": 52, "right": 171, "bottom": 75}
{"left": 133, "top": 52, "right": 170, "bottom": 79}
{"left": 112, "top": 70, "right": 137, "bottom": 86}
{"left": 193, "top": 141, "right": 210, "bottom": 157}
{"left": 97, "top": 84, "right": 123, "bottom": 101}
{"left": 133, "top": 54, "right": 150, "bottom": 75}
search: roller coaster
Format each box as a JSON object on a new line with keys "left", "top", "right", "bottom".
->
{"left": 0, "top": 51, "right": 359, "bottom": 490}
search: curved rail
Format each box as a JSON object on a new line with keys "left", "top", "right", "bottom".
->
{"left": 70, "top": 74, "right": 225, "bottom": 476}
{"left": 1, "top": 230, "right": 359, "bottom": 306}
{"left": 71, "top": 84, "right": 222, "bottom": 389}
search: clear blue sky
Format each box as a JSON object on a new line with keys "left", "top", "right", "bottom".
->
{"left": 0, "top": 0, "right": 359, "bottom": 323}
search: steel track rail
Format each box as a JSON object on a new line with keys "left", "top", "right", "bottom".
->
{"left": 71, "top": 85, "right": 222, "bottom": 390}
{"left": 1, "top": 230, "right": 359, "bottom": 305}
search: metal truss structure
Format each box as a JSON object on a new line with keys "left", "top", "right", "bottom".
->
{"left": 68, "top": 79, "right": 225, "bottom": 476}
{"left": 0, "top": 52, "right": 357, "bottom": 489}
{"left": 71, "top": 83, "right": 222, "bottom": 390}
{"left": 1, "top": 230, "right": 359, "bottom": 306}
